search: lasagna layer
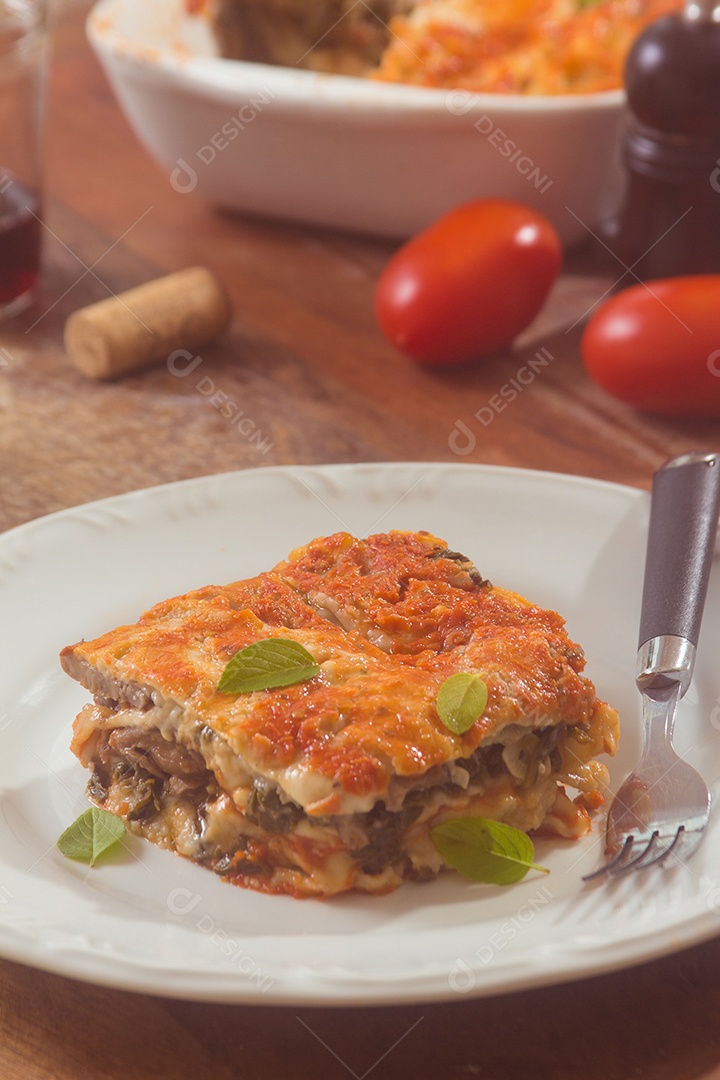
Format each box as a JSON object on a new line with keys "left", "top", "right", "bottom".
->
{"left": 201, "top": 0, "right": 683, "bottom": 95}
{"left": 61, "top": 530, "right": 619, "bottom": 897}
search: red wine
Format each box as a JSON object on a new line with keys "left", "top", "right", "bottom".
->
{"left": 0, "top": 177, "right": 41, "bottom": 309}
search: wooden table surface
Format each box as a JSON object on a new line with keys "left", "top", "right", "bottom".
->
{"left": 3, "top": 1, "right": 720, "bottom": 1076}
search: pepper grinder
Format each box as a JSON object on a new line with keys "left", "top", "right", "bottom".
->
{"left": 607, "top": 0, "right": 720, "bottom": 279}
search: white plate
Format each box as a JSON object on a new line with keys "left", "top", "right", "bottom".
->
{"left": 2, "top": 462, "right": 720, "bottom": 1006}
{"left": 86, "top": 0, "right": 625, "bottom": 243}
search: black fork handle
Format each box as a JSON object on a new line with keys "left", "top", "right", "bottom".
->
{"left": 639, "top": 451, "right": 720, "bottom": 650}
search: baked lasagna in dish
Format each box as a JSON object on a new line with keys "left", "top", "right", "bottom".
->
{"left": 201, "top": 0, "right": 683, "bottom": 94}
{"left": 61, "top": 530, "right": 619, "bottom": 897}
{"left": 371, "top": 0, "right": 683, "bottom": 95}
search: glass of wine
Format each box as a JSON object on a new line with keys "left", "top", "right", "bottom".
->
{"left": 0, "top": 0, "right": 46, "bottom": 320}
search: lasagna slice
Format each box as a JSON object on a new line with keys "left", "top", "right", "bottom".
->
{"left": 61, "top": 530, "right": 618, "bottom": 898}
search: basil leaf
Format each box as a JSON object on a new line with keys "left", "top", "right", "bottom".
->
{"left": 57, "top": 808, "right": 126, "bottom": 867}
{"left": 431, "top": 817, "right": 549, "bottom": 885}
{"left": 436, "top": 673, "right": 488, "bottom": 734}
{"left": 218, "top": 637, "right": 321, "bottom": 693}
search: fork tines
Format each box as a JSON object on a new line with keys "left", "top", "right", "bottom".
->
{"left": 583, "top": 826, "right": 697, "bottom": 881}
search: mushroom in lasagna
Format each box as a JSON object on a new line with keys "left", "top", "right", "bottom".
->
{"left": 61, "top": 530, "right": 619, "bottom": 897}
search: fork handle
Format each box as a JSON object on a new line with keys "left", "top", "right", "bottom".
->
{"left": 638, "top": 451, "right": 720, "bottom": 686}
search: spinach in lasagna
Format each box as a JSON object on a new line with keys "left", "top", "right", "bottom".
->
{"left": 61, "top": 530, "right": 619, "bottom": 897}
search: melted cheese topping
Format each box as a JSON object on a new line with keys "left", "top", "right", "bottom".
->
{"left": 372, "top": 0, "right": 684, "bottom": 95}
{"left": 62, "top": 530, "right": 620, "bottom": 897}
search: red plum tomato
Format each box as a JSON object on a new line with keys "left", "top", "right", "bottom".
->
{"left": 374, "top": 199, "right": 562, "bottom": 366}
{"left": 581, "top": 275, "right": 720, "bottom": 416}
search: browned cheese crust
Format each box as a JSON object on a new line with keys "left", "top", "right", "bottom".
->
{"left": 61, "top": 531, "right": 619, "bottom": 897}
{"left": 199, "top": 0, "right": 682, "bottom": 95}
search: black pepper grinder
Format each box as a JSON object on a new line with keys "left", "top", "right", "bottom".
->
{"left": 607, "top": 0, "right": 720, "bottom": 279}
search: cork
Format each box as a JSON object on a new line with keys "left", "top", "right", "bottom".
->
{"left": 64, "top": 267, "right": 232, "bottom": 380}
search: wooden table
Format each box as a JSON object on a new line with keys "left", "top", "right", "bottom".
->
{"left": 3, "top": 1, "right": 720, "bottom": 1076}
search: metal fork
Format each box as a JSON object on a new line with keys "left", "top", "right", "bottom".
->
{"left": 585, "top": 451, "right": 720, "bottom": 879}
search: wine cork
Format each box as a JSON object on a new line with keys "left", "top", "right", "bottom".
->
{"left": 64, "top": 267, "right": 232, "bottom": 380}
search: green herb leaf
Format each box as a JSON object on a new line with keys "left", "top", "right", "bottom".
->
{"left": 436, "top": 673, "right": 488, "bottom": 734}
{"left": 57, "top": 808, "right": 126, "bottom": 867}
{"left": 431, "top": 817, "right": 549, "bottom": 885}
{"left": 218, "top": 637, "right": 321, "bottom": 693}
